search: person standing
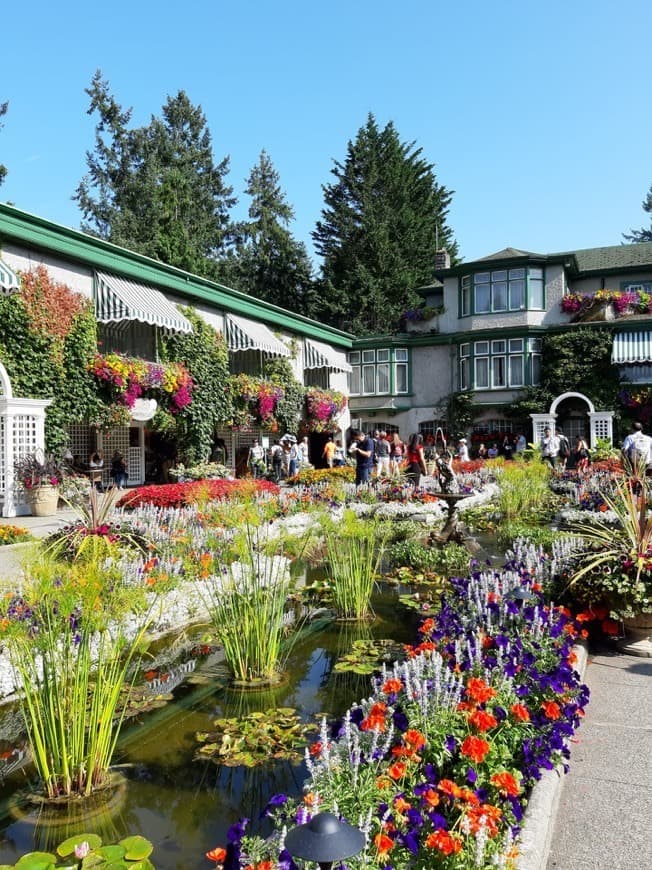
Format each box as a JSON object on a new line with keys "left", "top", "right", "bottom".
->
{"left": 350, "top": 430, "right": 375, "bottom": 486}
{"left": 375, "top": 430, "right": 391, "bottom": 478}
{"left": 248, "top": 439, "right": 265, "bottom": 479}
{"left": 298, "top": 436, "right": 310, "bottom": 467}
{"left": 333, "top": 439, "right": 345, "bottom": 467}
{"left": 288, "top": 437, "right": 301, "bottom": 477}
{"left": 541, "top": 426, "right": 560, "bottom": 467}
{"left": 405, "top": 433, "right": 428, "bottom": 487}
{"left": 457, "top": 438, "right": 470, "bottom": 462}
{"left": 515, "top": 432, "right": 527, "bottom": 455}
{"left": 556, "top": 428, "right": 571, "bottom": 469}
{"left": 622, "top": 421, "right": 652, "bottom": 470}
{"left": 88, "top": 450, "right": 104, "bottom": 491}
{"left": 322, "top": 436, "right": 336, "bottom": 469}
{"left": 110, "top": 450, "right": 128, "bottom": 489}
{"left": 270, "top": 440, "right": 284, "bottom": 480}
{"left": 390, "top": 433, "right": 405, "bottom": 477}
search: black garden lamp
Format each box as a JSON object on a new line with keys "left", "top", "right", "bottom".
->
{"left": 284, "top": 811, "right": 365, "bottom": 870}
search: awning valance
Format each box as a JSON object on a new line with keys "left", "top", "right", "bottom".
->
{"left": 612, "top": 331, "right": 652, "bottom": 364}
{"left": 225, "top": 313, "right": 290, "bottom": 357}
{"left": 304, "top": 338, "right": 352, "bottom": 373}
{"left": 95, "top": 271, "right": 192, "bottom": 334}
{"left": 0, "top": 259, "right": 20, "bottom": 295}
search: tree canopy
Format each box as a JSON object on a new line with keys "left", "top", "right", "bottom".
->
{"left": 624, "top": 182, "right": 652, "bottom": 242}
{"left": 0, "top": 101, "right": 8, "bottom": 187}
{"left": 224, "top": 150, "right": 317, "bottom": 317}
{"left": 74, "top": 71, "right": 235, "bottom": 278}
{"left": 312, "top": 114, "right": 458, "bottom": 335}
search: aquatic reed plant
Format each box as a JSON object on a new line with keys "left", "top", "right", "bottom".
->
{"left": 323, "top": 511, "right": 386, "bottom": 621}
{"left": 0, "top": 556, "right": 154, "bottom": 800}
{"left": 498, "top": 457, "right": 551, "bottom": 521}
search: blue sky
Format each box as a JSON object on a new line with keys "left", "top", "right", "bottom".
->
{"left": 2, "top": 0, "right": 651, "bottom": 265}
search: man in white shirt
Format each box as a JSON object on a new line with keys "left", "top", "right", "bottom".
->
{"left": 541, "top": 427, "right": 560, "bottom": 467}
{"left": 622, "top": 422, "right": 652, "bottom": 469}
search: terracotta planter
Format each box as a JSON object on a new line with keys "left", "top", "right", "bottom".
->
{"left": 26, "top": 484, "right": 59, "bottom": 517}
{"left": 617, "top": 611, "right": 652, "bottom": 658}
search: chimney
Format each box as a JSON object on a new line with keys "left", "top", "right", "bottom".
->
{"left": 434, "top": 249, "right": 450, "bottom": 272}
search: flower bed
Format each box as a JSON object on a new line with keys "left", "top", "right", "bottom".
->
{"left": 212, "top": 542, "right": 589, "bottom": 869}
{"left": 117, "top": 479, "right": 279, "bottom": 509}
{"left": 0, "top": 525, "right": 31, "bottom": 546}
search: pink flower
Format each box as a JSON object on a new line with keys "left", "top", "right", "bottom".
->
{"left": 74, "top": 842, "right": 91, "bottom": 859}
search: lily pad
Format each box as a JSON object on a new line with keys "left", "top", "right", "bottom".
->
{"left": 119, "top": 836, "right": 153, "bottom": 861}
{"left": 333, "top": 638, "right": 406, "bottom": 674}
{"left": 195, "top": 708, "right": 317, "bottom": 767}
{"left": 96, "top": 845, "right": 126, "bottom": 861}
{"left": 57, "top": 834, "right": 102, "bottom": 858}
{"left": 15, "top": 854, "right": 57, "bottom": 870}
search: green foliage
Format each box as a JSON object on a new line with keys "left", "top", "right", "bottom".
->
{"left": 388, "top": 539, "right": 470, "bottom": 575}
{"left": 624, "top": 181, "right": 652, "bottom": 242}
{"left": 497, "top": 460, "right": 552, "bottom": 522}
{"left": 0, "top": 279, "right": 101, "bottom": 453}
{"left": 323, "top": 510, "right": 386, "bottom": 620}
{"left": 75, "top": 71, "right": 235, "bottom": 278}
{"left": 0, "top": 100, "right": 8, "bottom": 187}
{"left": 4, "top": 832, "right": 156, "bottom": 868}
{"left": 434, "top": 389, "right": 475, "bottom": 441}
{"left": 161, "top": 306, "right": 232, "bottom": 463}
{"left": 224, "top": 150, "right": 318, "bottom": 317}
{"left": 333, "top": 638, "right": 406, "bottom": 674}
{"left": 313, "top": 113, "right": 458, "bottom": 335}
{"left": 263, "top": 356, "right": 305, "bottom": 435}
{"left": 496, "top": 522, "right": 566, "bottom": 553}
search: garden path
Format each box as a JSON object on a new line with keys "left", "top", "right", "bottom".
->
{"left": 546, "top": 645, "right": 652, "bottom": 870}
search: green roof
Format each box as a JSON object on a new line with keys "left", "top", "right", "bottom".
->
{"left": 560, "top": 242, "right": 652, "bottom": 274}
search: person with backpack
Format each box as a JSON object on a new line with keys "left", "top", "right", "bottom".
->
{"left": 622, "top": 421, "right": 652, "bottom": 471}
{"left": 556, "top": 428, "right": 571, "bottom": 469}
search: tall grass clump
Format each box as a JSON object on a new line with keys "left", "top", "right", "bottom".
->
{"left": 323, "top": 511, "right": 386, "bottom": 621}
{"left": 0, "top": 555, "right": 153, "bottom": 800}
{"left": 498, "top": 458, "right": 551, "bottom": 521}
{"left": 202, "top": 518, "right": 296, "bottom": 684}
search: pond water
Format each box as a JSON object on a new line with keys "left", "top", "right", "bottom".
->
{"left": 0, "top": 584, "right": 418, "bottom": 868}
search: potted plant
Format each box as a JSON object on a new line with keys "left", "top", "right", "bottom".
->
{"left": 14, "top": 450, "right": 63, "bottom": 517}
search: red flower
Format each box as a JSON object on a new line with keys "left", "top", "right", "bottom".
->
{"left": 374, "top": 833, "right": 394, "bottom": 858}
{"left": 387, "top": 761, "right": 407, "bottom": 780}
{"left": 491, "top": 771, "right": 521, "bottom": 797}
{"left": 468, "top": 709, "right": 498, "bottom": 732}
{"left": 461, "top": 735, "right": 491, "bottom": 764}
{"left": 425, "top": 829, "right": 462, "bottom": 855}
{"left": 381, "top": 677, "right": 403, "bottom": 694}
{"left": 206, "top": 846, "right": 227, "bottom": 863}
{"left": 465, "top": 677, "right": 496, "bottom": 704}
{"left": 309, "top": 742, "right": 323, "bottom": 757}
{"left": 404, "top": 729, "right": 426, "bottom": 750}
{"left": 510, "top": 702, "right": 530, "bottom": 722}
{"left": 541, "top": 700, "right": 562, "bottom": 720}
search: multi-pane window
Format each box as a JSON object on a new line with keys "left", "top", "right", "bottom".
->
{"left": 347, "top": 348, "right": 409, "bottom": 396}
{"left": 459, "top": 338, "right": 541, "bottom": 390}
{"left": 460, "top": 267, "right": 544, "bottom": 315}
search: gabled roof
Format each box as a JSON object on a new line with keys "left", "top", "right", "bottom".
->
{"left": 558, "top": 242, "right": 652, "bottom": 274}
{"left": 476, "top": 247, "right": 544, "bottom": 261}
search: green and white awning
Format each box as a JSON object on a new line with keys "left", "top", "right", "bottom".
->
{"left": 612, "top": 331, "right": 652, "bottom": 364}
{"left": 225, "top": 313, "right": 290, "bottom": 357}
{"left": 95, "top": 271, "right": 192, "bottom": 334}
{"left": 0, "top": 258, "right": 20, "bottom": 295}
{"left": 304, "top": 338, "right": 351, "bottom": 373}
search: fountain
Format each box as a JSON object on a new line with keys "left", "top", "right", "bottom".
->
{"left": 429, "top": 427, "right": 469, "bottom": 544}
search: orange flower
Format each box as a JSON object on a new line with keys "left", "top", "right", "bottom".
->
{"left": 309, "top": 742, "right": 323, "bottom": 757}
{"left": 490, "top": 771, "right": 521, "bottom": 797}
{"left": 465, "top": 803, "right": 502, "bottom": 837}
{"left": 382, "top": 677, "right": 403, "bottom": 694}
{"left": 510, "top": 702, "right": 530, "bottom": 722}
{"left": 541, "top": 700, "right": 561, "bottom": 720}
{"left": 421, "top": 787, "right": 440, "bottom": 807}
{"left": 374, "top": 833, "right": 394, "bottom": 858}
{"left": 469, "top": 709, "right": 498, "bottom": 732}
{"left": 461, "top": 735, "right": 491, "bottom": 764}
{"left": 437, "top": 779, "right": 463, "bottom": 798}
{"left": 393, "top": 795, "right": 412, "bottom": 813}
{"left": 387, "top": 761, "right": 407, "bottom": 780}
{"left": 419, "top": 617, "right": 435, "bottom": 634}
{"left": 404, "top": 729, "right": 426, "bottom": 750}
{"left": 465, "top": 677, "right": 496, "bottom": 704}
{"left": 206, "top": 846, "right": 227, "bottom": 863}
{"left": 303, "top": 792, "right": 317, "bottom": 806}
{"left": 425, "top": 829, "right": 463, "bottom": 855}
{"left": 360, "top": 702, "right": 387, "bottom": 732}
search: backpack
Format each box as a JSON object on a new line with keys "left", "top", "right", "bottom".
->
{"left": 559, "top": 436, "right": 570, "bottom": 458}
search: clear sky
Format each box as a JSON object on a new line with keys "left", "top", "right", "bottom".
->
{"left": 2, "top": 0, "right": 651, "bottom": 265}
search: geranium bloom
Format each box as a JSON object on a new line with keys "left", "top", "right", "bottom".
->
{"left": 404, "top": 729, "right": 426, "bottom": 750}
{"left": 465, "top": 803, "right": 502, "bottom": 837}
{"left": 465, "top": 677, "right": 497, "bottom": 703}
{"left": 469, "top": 709, "right": 498, "bottom": 732}
{"left": 382, "top": 677, "right": 403, "bottom": 694}
{"left": 541, "top": 700, "right": 562, "bottom": 720}
{"left": 393, "top": 795, "right": 412, "bottom": 813}
{"left": 206, "top": 846, "right": 227, "bottom": 863}
{"left": 421, "top": 787, "right": 440, "bottom": 807}
{"left": 510, "top": 702, "right": 530, "bottom": 722}
{"left": 437, "top": 779, "right": 463, "bottom": 798}
{"left": 387, "top": 761, "right": 407, "bottom": 779}
{"left": 309, "top": 742, "right": 322, "bottom": 757}
{"left": 491, "top": 771, "right": 521, "bottom": 796}
{"left": 374, "top": 832, "right": 394, "bottom": 858}
{"left": 425, "top": 829, "right": 463, "bottom": 855}
{"left": 461, "top": 735, "right": 491, "bottom": 764}
{"left": 360, "top": 701, "right": 388, "bottom": 732}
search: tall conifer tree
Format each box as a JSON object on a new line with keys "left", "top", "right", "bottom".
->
{"left": 313, "top": 114, "right": 458, "bottom": 335}
{"left": 624, "top": 183, "right": 652, "bottom": 242}
{"left": 75, "top": 72, "right": 235, "bottom": 278}
{"left": 0, "top": 101, "right": 9, "bottom": 187}
{"left": 226, "top": 150, "right": 317, "bottom": 317}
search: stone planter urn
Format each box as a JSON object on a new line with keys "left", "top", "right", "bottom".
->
{"left": 26, "top": 484, "right": 60, "bottom": 517}
{"left": 617, "top": 611, "right": 652, "bottom": 658}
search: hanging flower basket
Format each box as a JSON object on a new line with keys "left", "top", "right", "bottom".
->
{"left": 89, "top": 353, "right": 194, "bottom": 416}
{"left": 227, "top": 374, "right": 284, "bottom": 429}
{"left": 304, "top": 389, "right": 347, "bottom": 433}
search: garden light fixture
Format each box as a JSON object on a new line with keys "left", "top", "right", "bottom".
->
{"left": 284, "top": 811, "right": 365, "bottom": 869}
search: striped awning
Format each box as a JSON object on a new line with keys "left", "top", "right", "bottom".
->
{"left": 95, "top": 271, "right": 192, "bottom": 334}
{"left": 612, "top": 331, "right": 652, "bottom": 364}
{"left": 304, "top": 338, "right": 352, "bottom": 373}
{"left": 0, "top": 259, "right": 20, "bottom": 295}
{"left": 225, "top": 313, "right": 290, "bottom": 357}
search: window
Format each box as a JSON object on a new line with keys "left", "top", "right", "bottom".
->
{"left": 347, "top": 348, "right": 410, "bottom": 396}
{"left": 622, "top": 281, "right": 652, "bottom": 294}
{"left": 460, "top": 267, "right": 544, "bottom": 315}
{"left": 459, "top": 337, "right": 539, "bottom": 390}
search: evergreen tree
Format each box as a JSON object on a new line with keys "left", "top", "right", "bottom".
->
{"left": 624, "top": 182, "right": 652, "bottom": 242}
{"left": 313, "top": 114, "right": 458, "bottom": 335}
{"left": 75, "top": 72, "right": 235, "bottom": 277}
{"left": 0, "top": 101, "right": 9, "bottom": 187}
{"left": 226, "top": 150, "right": 317, "bottom": 317}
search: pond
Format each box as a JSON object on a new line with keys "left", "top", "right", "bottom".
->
{"left": 0, "top": 583, "right": 419, "bottom": 868}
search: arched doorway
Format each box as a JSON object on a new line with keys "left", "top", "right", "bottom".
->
{"left": 531, "top": 392, "right": 613, "bottom": 448}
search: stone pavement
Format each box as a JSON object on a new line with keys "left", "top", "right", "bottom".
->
{"left": 546, "top": 645, "right": 652, "bottom": 870}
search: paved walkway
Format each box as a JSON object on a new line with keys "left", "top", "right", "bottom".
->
{"left": 547, "top": 645, "right": 652, "bottom": 870}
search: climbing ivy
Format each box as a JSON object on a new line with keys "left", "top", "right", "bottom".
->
{"left": 160, "top": 306, "right": 232, "bottom": 463}
{"left": 0, "top": 269, "right": 101, "bottom": 453}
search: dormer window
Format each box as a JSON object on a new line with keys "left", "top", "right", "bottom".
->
{"left": 460, "top": 267, "right": 544, "bottom": 316}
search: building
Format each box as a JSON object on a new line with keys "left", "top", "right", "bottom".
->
{"left": 0, "top": 203, "right": 353, "bottom": 499}
{"left": 348, "top": 243, "right": 652, "bottom": 447}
